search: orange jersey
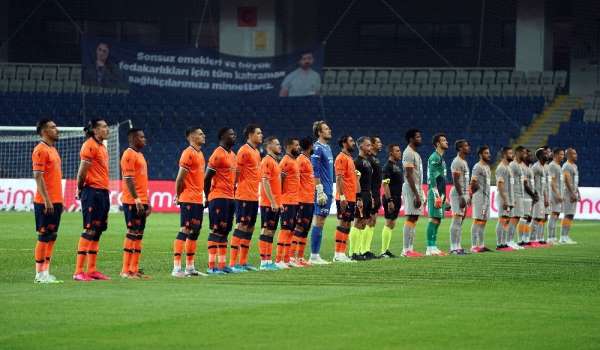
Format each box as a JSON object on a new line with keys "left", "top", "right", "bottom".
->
{"left": 178, "top": 146, "right": 205, "bottom": 204}
{"left": 334, "top": 152, "right": 357, "bottom": 202}
{"left": 235, "top": 143, "right": 261, "bottom": 201}
{"left": 280, "top": 154, "right": 300, "bottom": 205}
{"left": 297, "top": 154, "right": 315, "bottom": 203}
{"left": 259, "top": 155, "right": 281, "bottom": 207}
{"left": 80, "top": 137, "right": 109, "bottom": 190}
{"left": 32, "top": 142, "right": 63, "bottom": 204}
{"left": 120, "top": 148, "right": 149, "bottom": 204}
{"left": 207, "top": 146, "right": 236, "bottom": 201}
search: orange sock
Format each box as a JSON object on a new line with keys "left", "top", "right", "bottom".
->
{"left": 217, "top": 243, "right": 227, "bottom": 270}
{"left": 275, "top": 231, "right": 286, "bottom": 263}
{"left": 291, "top": 235, "right": 299, "bottom": 259}
{"left": 335, "top": 229, "right": 345, "bottom": 253}
{"left": 130, "top": 238, "right": 142, "bottom": 274}
{"left": 283, "top": 230, "right": 293, "bottom": 263}
{"left": 207, "top": 240, "right": 218, "bottom": 269}
{"left": 173, "top": 237, "right": 184, "bottom": 269}
{"left": 297, "top": 236, "right": 307, "bottom": 259}
{"left": 75, "top": 236, "right": 91, "bottom": 274}
{"left": 239, "top": 239, "right": 251, "bottom": 265}
{"left": 43, "top": 239, "right": 55, "bottom": 272}
{"left": 259, "top": 235, "right": 273, "bottom": 262}
{"left": 121, "top": 236, "right": 134, "bottom": 273}
{"left": 185, "top": 238, "right": 197, "bottom": 268}
{"left": 87, "top": 241, "right": 99, "bottom": 273}
{"left": 35, "top": 240, "right": 47, "bottom": 273}
{"left": 229, "top": 236, "right": 241, "bottom": 267}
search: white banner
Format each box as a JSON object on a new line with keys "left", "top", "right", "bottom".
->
{"left": 2, "top": 178, "right": 600, "bottom": 220}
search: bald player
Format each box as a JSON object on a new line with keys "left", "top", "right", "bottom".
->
{"left": 171, "top": 126, "right": 207, "bottom": 278}
{"left": 32, "top": 119, "right": 63, "bottom": 283}
{"left": 449, "top": 139, "right": 470, "bottom": 255}
{"left": 470, "top": 146, "right": 493, "bottom": 253}
{"left": 230, "top": 124, "right": 263, "bottom": 272}
{"left": 402, "top": 129, "right": 425, "bottom": 257}
{"left": 560, "top": 148, "right": 579, "bottom": 244}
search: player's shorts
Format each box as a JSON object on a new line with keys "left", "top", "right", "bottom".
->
{"left": 370, "top": 194, "right": 382, "bottom": 216}
{"left": 208, "top": 198, "right": 235, "bottom": 235}
{"left": 450, "top": 192, "right": 469, "bottom": 217}
{"left": 532, "top": 200, "right": 546, "bottom": 219}
{"left": 336, "top": 200, "right": 356, "bottom": 222}
{"left": 123, "top": 203, "right": 148, "bottom": 231}
{"left": 260, "top": 206, "right": 281, "bottom": 231}
{"left": 471, "top": 194, "right": 490, "bottom": 221}
{"left": 549, "top": 197, "right": 562, "bottom": 213}
{"left": 281, "top": 204, "right": 299, "bottom": 230}
{"left": 382, "top": 195, "right": 401, "bottom": 220}
{"left": 427, "top": 191, "right": 444, "bottom": 219}
{"left": 510, "top": 197, "right": 524, "bottom": 217}
{"left": 81, "top": 187, "right": 109, "bottom": 232}
{"left": 34, "top": 203, "right": 63, "bottom": 233}
{"left": 402, "top": 183, "right": 423, "bottom": 216}
{"left": 522, "top": 198, "right": 533, "bottom": 217}
{"left": 179, "top": 202, "right": 203, "bottom": 232}
{"left": 235, "top": 200, "right": 259, "bottom": 227}
{"left": 562, "top": 198, "right": 577, "bottom": 216}
{"left": 295, "top": 202, "right": 314, "bottom": 232}
{"left": 356, "top": 192, "right": 373, "bottom": 220}
{"left": 314, "top": 194, "right": 333, "bottom": 217}
{"left": 495, "top": 195, "right": 512, "bottom": 217}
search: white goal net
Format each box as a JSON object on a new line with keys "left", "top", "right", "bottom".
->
{"left": 0, "top": 124, "right": 121, "bottom": 211}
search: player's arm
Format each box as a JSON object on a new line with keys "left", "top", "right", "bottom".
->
{"left": 312, "top": 149, "right": 327, "bottom": 205}
{"left": 523, "top": 176, "right": 536, "bottom": 200}
{"left": 550, "top": 171, "right": 561, "bottom": 201}
{"left": 452, "top": 170, "right": 463, "bottom": 197}
{"left": 76, "top": 160, "right": 91, "bottom": 198}
{"left": 174, "top": 167, "right": 188, "bottom": 204}
{"left": 470, "top": 175, "right": 479, "bottom": 195}
{"left": 33, "top": 171, "right": 53, "bottom": 214}
{"left": 261, "top": 177, "right": 279, "bottom": 210}
{"left": 563, "top": 170, "right": 577, "bottom": 201}
{"left": 427, "top": 158, "right": 440, "bottom": 198}
{"left": 497, "top": 176, "right": 508, "bottom": 207}
{"left": 204, "top": 168, "right": 216, "bottom": 204}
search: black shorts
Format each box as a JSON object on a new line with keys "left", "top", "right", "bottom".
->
{"left": 355, "top": 192, "right": 373, "bottom": 220}
{"left": 295, "top": 203, "right": 314, "bottom": 232}
{"left": 179, "top": 203, "right": 204, "bottom": 232}
{"left": 235, "top": 200, "right": 259, "bottom": 227}
{"left": 371, "top": 194, "right": 382, "bottom": 215}
{"left": 260, "top": 206, "right": 281, "bottom": 231}
{"left": 81, "top": 187, "right": 109, "bottom": 232}
{"left": 336, "top": 200, "right": 356, "bottom": 222}
{"left": 281, "top": 204, "right": 299, "bottom": 230}
{"left": 123, "top": 203, "right": 148, "bottom": 231}
{"left": 208, "top": 198, "right": 235, "bottom": 235}
{"left": 382, "top": 195, "right": 402, "bottom": 220}
{"left": 34, "top": 203, "right": 63, "bottom": 233}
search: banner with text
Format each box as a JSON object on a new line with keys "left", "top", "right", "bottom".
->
{"left": 3, "top": 179, "right": 600, "bottom": 220}
{"left": 81, "top": 37, "right": 323, "bottom": 97}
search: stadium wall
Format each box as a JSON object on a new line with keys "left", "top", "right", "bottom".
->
{"left": 2, "top": 179, "right": 600, "bottom": 220}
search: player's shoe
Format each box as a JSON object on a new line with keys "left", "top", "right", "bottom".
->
{"left": 206, "top": 268, "right": 225, "bottom": 275}
{"left": 297, "top": 258, "right": 311, "bottom": 267}
{"left": 333, "top": 254, "right": 356, "bottom": 263}
{"left": 129, "top": 272, "right": 151, "bottom": 280}
{"left": 449, "top": 249, "right": 468, "bottom": 255}
{"left": 185, "top": 268, "right": 208, "bottom": 277}
{"left": 496, "top": 245, "right": 514, "bottom": 252}
{"left": 528, "top": 241, "right": 542, "bottom": 248}
{"left": 507, "top": 242, "right": 524, "bottom": 250}
{"left": 518, "top": 241, "right": 530, "bottom": 247}
{"left": 34, "top": 273, "right": 48, "bottom": 284}
{"left": 561, "top": 237, "right": 578, "bottom": 245}
{"left": 260, "top": 262, "right": 280, "bottom": 271}
{"left": 380, "top": 250, "right": 397, "bottom": 258}
{"left": 43, "top": 272, "right": 63, "bottom": 283}
{"left": 240, "top": 264, "right": 259, "bottom": 271}
{"left": 73, "top": 272, "right": 93, "bottom": 281}
{"left": 479, "top": 246, "right": 493, "bottom": 252}
{"left": 87, "top": 271, "right": 111, "bottom": 280}
{"left": 402, "top": 250, "right": 424, "bottom": 258}
{"left": 351, "top": 253, "right": 366, "bottom": 261}
{"left": 171, "top": 268, "right": 186, "bottom": 278}
{"left": 275, "top": 261, "right": 291, "bottom": 269}
{"left": 120, "top": 272, "right": 131, "bottom": 279}
{"left": 220, "top": 266, "right": 234, "bottom": 274}
{"left": 362, "top": 251, "right": 379, "bottom": 260}
{"left": 426, "top": 247, "right": 447, "bottom": 256}
{"left": 230, "top": 265, "right": 247, "bottom": 273}
{"left": 546, "top": 238, "right": 558, "bottom": 245}
{"left": 309, "top": 255, "right": 331, "bottom": 265}
{"left": 287, "top": 258, "right": 302, "bottom": 268}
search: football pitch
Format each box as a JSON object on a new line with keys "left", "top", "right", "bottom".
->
{"left": 1, "top": 212, "right": 599, "bottom": 350}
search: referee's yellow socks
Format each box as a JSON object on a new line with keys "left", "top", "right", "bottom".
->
{"left": 362, "top": 226, "right": 375, "bottom": 253}
{"left": 381, "top": 226, "right": 393, "bottom": 254}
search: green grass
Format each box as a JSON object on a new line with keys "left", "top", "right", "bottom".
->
{"left": 1, "top": 212, "right": 599, "bottom": 350}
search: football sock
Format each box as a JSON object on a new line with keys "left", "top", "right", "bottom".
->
{"left": 173, "top": 232, "right": 186, "bottom": 269}
{"left": 310, "top": 226, "right": 323, "bottom": 254}
{"left": 334, "top": 226, "right": 349, "bottom": 254}
{"left": 508, "top": 218, "right": 519, "bottom": 242}
{"left": 349, "top": 226, "right": 360, "bottom": 255}
{"left": 426, "top": 221, "right": 439, "bottom": 247}
{"left": 122, "top": 235, "right": 134, "bottom": 273}
{"left": 548, "top": 215, "right": 558, "bottom": 239}
{"left": 450, "top": 217, "right": 462, "bottom": 250}
{"left": 185, "top": 237, "right": 197, "bottom": 269}
{"left": 217, "top": 243, "right": 227, "bottom": 270}
{"left": 561, "top": 218, "right": 572, "bottom": 238}
{"left": 362, "top": 225, "right": 374, "bottom": 253}
{"left": 35, "top": 240, "right": 47, "bottom": 273}
{"left": 87, "top": 241, "right": 99, "bottom": 273}
{"left": 75, "top": 234, "right": 91, "bottom": 274}
{"left": 403, "top": 221, "right": 415, "bottom": 252}
{"left": 229, "top": 236, "right": 241, "bottom": 267}
{"left": 259, "top": 234, "right": 273, "bottom": 263}
{"left": 381, "top": 226, "right": 393, "bottom": 254}
{"left": 207, "top": 240, "right": 218, "bottom": 269}
{"left": 130, "top": 236, "right": 142, "bottom": 274}
{"left": 297, "top": 236, "right": 307, "bottom": 258}
{"left": 239, "top": 238, "right": 251, "bottom": 265}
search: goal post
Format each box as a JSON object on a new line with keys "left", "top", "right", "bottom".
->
{"left": 0, "top": 122, "right": 124, "bottom": 212}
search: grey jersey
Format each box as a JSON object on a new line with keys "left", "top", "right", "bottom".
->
{"left": 509, "top": 160, "right": 525, "bottom": 198}
{"left": 532, "top": 162, "right": 547, "bottom": 201}
{"left": 543, "top": 163, "right": 551, "bottom": 200}
{"left": 472, "top": 162, "right": 491, "bottom": 198}
{"left": 495, "top": 162, "right": 514, "bottom": 205}
{"left": 561, "top": 162, "right": 579, "bottom": 197}
{"left": 450, "top": 156, "right": 469, "bottom": 196}
{"left": 402, "top": 146, "right": 423, "bottom": 187}
{"left": 548, "top": 161, "right": 563, "bottom": 200}
{"left": 522, "top": 163, "right": 534, "bottom": 200}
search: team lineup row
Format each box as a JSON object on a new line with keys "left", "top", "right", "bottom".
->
{"left": 29, "top": 118, "right": 580, "bottom": 283}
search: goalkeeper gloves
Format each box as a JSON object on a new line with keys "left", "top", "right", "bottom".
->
{"left": 316, "top": 184, "right": 328, "bottom": 206}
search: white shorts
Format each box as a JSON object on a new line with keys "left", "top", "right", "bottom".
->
{"left": 522, "top": 198, "right": 533, "bottom": 218}
{"left": 562, "top": 198, "right": 577, "bottom": 216}
{"left": 496, "top": 196, "right": 512, "bottom": 217}
{"left": 402, "top": 183, "right": 424, "bottom": 216}
{"left": 532, "top": 201, "right": 546, "bottom": 219}
{"left": 510, "top": 197, "right": 524, "bottom": 218}
{"left": 549, "top": 197, "right": 562, "bottom": 213}
{"left": 471, "top": 194, "right": 489, "bottom": 221}
{"left": 450, "top": 193, "right": 468, "bottom": 216}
